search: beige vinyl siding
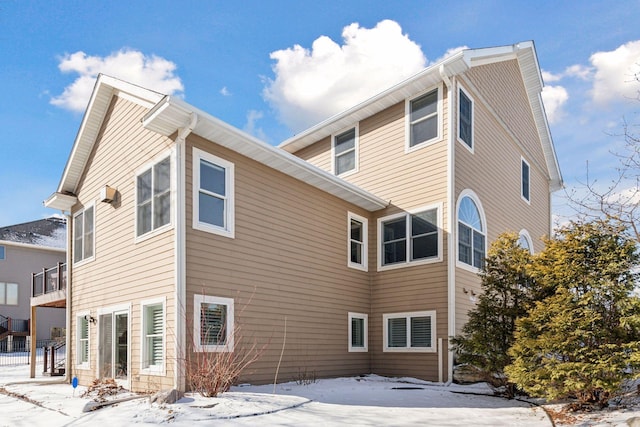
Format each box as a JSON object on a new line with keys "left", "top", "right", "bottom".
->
{"left": 70, "top": 95, "right": 176, "bottom": 392}
{"left": 454, "top": 69, "right": 551, "bottom": 333}
{"left": 464, "top": 60, "right": 548, "bottom": 173}
{"left": 185, "top": 135, "right": 372, "bottom": 385}
{"left": 290, "top": 87, "right": 451, "bottom": 382}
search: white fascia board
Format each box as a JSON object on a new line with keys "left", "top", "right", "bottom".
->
{"left": 0, "top": 239, "right": 66, "bottom": 253}
{"left": 143, "top": 98, "right": 388, "bottom": 212}
{"left": 44, "top": 192, "right": 78, "bottom": 211}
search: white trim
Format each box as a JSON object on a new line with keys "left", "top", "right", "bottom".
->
{"left": 404, "top": 85, "right": 443, "bottom": 153}
{"left": 0, "top": 240, "right": 65, "bottom": 253}
{"left": 96, "top": 303, "right": 131, "bottom": 389}
{"left": 134, "top": 148, "right": 176, "bottom": 243}
{"left": 383, "top": 310, "right": 437, "bottom": 353}
{"left": 76, "top": 311, "right": 91, "bottom": 369}
{"left": 348, "top": 312, "right": 368, "bottom": 352}
{"left": 377, "top": 203, "right": 443, "bottom": 272}
{"left": 331, "top": 125, "right": 359, "bottom": 177}
{"left": 521, "top": 157, "right": 531, "bottom": 204}
{"left": 455, "top": 190, "right": 487, "bottom": 273}
{"left": 518, "top": 229, "right": 534, "bottom": 254}
{"left": 192, "top": 148, "right": 235, "bottom": 239}
{"left": 72, "top": 201, "right": 95, "bottom": 266}
{"left": 194, "top": 294, "right": 235, "bottom": 352}
{"left": 140, "top": 297, "right": 166, "bottom": 376}
{"left": 446, "top": 74, "right": 456, "bottom": 384}
{"left": 347, "top": 212, "right": 368, "bottom": 271}
{"left": 457, "top": 84, "right": 474, "bottom": 153}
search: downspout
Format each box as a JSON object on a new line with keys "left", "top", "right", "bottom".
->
{"left": 64, "top": 210, "right": 72, "bottom": 384}
{"left": 439, "top": 64, "right": 455, "bottom": 384}
{"left": 174, "top": 112, "right": 197, "bottom": 391}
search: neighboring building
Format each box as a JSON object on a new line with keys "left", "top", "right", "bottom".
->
{"left": 45, "top": 41, "right": 562, "bottom": 392}
{"left": 0, "top": 217, "right": 66, "bottom": 343}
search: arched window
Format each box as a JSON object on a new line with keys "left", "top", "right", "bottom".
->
{"left": 457, "top": 193, "right": 486, "bottom": 269}
{"left": 518, "top": 229, "right": 534, "bottom": 254}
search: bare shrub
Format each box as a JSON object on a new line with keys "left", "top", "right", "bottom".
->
{"left": 293, "top": 367, "right": 317, "bottom": 386}
{"left": 183, "top": 290, "right": 268, "bottom": 397}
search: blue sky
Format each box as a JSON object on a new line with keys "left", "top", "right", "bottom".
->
{"left": 1, "top": 0, "right": 639, "bottom": 227}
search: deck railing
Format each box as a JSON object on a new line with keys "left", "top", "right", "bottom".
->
{"left": 32, "top": 262, "right": 66, "bottom": 298}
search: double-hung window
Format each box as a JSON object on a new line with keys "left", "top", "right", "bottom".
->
{"left": 521, "top": 158, "right": 530, "bottom": 202}
{"left": 194, "top": 294, "right": 234, "bottom": 352}
{"left": 141, "top": 299, "right": 165, "bottom": 373}
{"left": 333, "top": 127, "right": 357, "bottom": 176}
{"left": 0, "top": 282, "right": 18, "bottom": 305}
{"left": 407, "top": 88, "right": 440, "bottom": 149}
{"left": 378, "top": 206, "right": 440, "bottom": 269}
{"left": 73, "top": 204, "right": 94, "bottom": 264}
{"left": 348, "top": 213, "right": 367, "bottom": 270}
{"left": 383, "top": 311, "right": 436, "bottom": 352}
{"left": 77, "top": 313, "right": 90, "bottom": 367}
{"left": 137, "top": 156, "right": 171, "bottom": 237}
{"left": 458, "top": 87, "right": 473, "bottom": 150}
{"left": 193, "top": 148, "right": 235, "bottom": 238}
{"left": 348, "top": 312, "right": 368, "bottom": 352}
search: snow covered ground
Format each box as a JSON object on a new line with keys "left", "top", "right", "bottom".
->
{"left": 0, "top": 363, "right": 637, "bottom": 426}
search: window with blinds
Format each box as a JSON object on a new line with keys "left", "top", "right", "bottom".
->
{"left": 143, "top": 303, "right": 164, "bottom": 370}
{"left": 194, "top": 294, "right": 234, "bottom": 352}
{"left": 77, "top": 315, "right": 89, "bottom": 366}
{"left": 348, "top": 312, "right": 368, "bottom": 352}
{"left": 384, "top": 311, "right": 436, "bottom": 352}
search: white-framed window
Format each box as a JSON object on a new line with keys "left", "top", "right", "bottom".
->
{"left": 406, "top": 86, "right": 441, "bottom": 151}
{"left": 73, "top": 203, "right": 94, "bottom": 264}
{"left": 521, "top": 158, "right": 530, "bottom": 203}
{"left": 383, "top": 310, "right": 436, "bottom": 352}
{"left": 0, "top": 245, "right": 5, "bottom": 260}
{"left": 193, "top": 148, "right": 235, "bottom": 238}
{"left": 76, "top": 312, "right": 90, "bottom": 368}
{"left": 333, "top": 126, "right": 358, "bottom": 176}
{"left": 458, "top": 86, "right": 474, "bottom": 151}
{"left": 0, "top": 282, "right": 18, "bottom": 305}
{"left": 457, "top": 191, "right": 486, "bottom": 271}
{"left": 136, "top": 156, "right": 171, "bottom": 237}
{"left": 348, "top": 312, "right": 368, "bottom": 352}
{"left": 194, "top": 294, "right": 234, "bottom": 352}
{"left": 378, "top": 205, "right": 441, "bottom": 271}
{"left": 141, "top": 298, "right": 165, "bottom": 374}
{"left": 518, "top": 229, "right": 534, "bottom": 254}
{"left": 348, "top": 212, "right": 368, "bottom": 270}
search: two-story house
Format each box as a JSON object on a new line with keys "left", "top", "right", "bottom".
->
{"left": 44, "top": 41, "right": 561, "bottom": 392}
{"left": 0, "top": 217, "right": 66, "bottom": 347}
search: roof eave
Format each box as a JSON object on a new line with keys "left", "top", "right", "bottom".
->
{"left": 44, "top": 192, "right": 78, "bottom": 211}
{"left": 143, "top": 98, "right": 388, "bottom": 212}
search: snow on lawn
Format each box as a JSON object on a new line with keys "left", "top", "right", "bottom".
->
{"left": 0, "top": 364, "right": 553, "bottom": 426}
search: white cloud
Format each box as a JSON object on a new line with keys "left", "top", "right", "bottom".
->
{"left": 51, "top": 49, "right": 184, "bottom": 112}
{"left": 541, "top": 85, "right": 569, "bottom": 124}
{"left": 430, "top": 46, "right": 469, "bottom": 65}
{"left": 243, "top": 109, "right": 267, "bottom": 141}
{"left": 542, "top": 70, "right": 562, "bottom": 83}
{"left": 564, "top": 64, "right": 592, "bottom": 81}
{"left": 220, "top": 86, "right": 231, "bottom": 97}
{"left": 590, "top": 40, "right": 640, "bottom": 105}
{"left": 263, "top": 20, "right": 426, "bottom": 132}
